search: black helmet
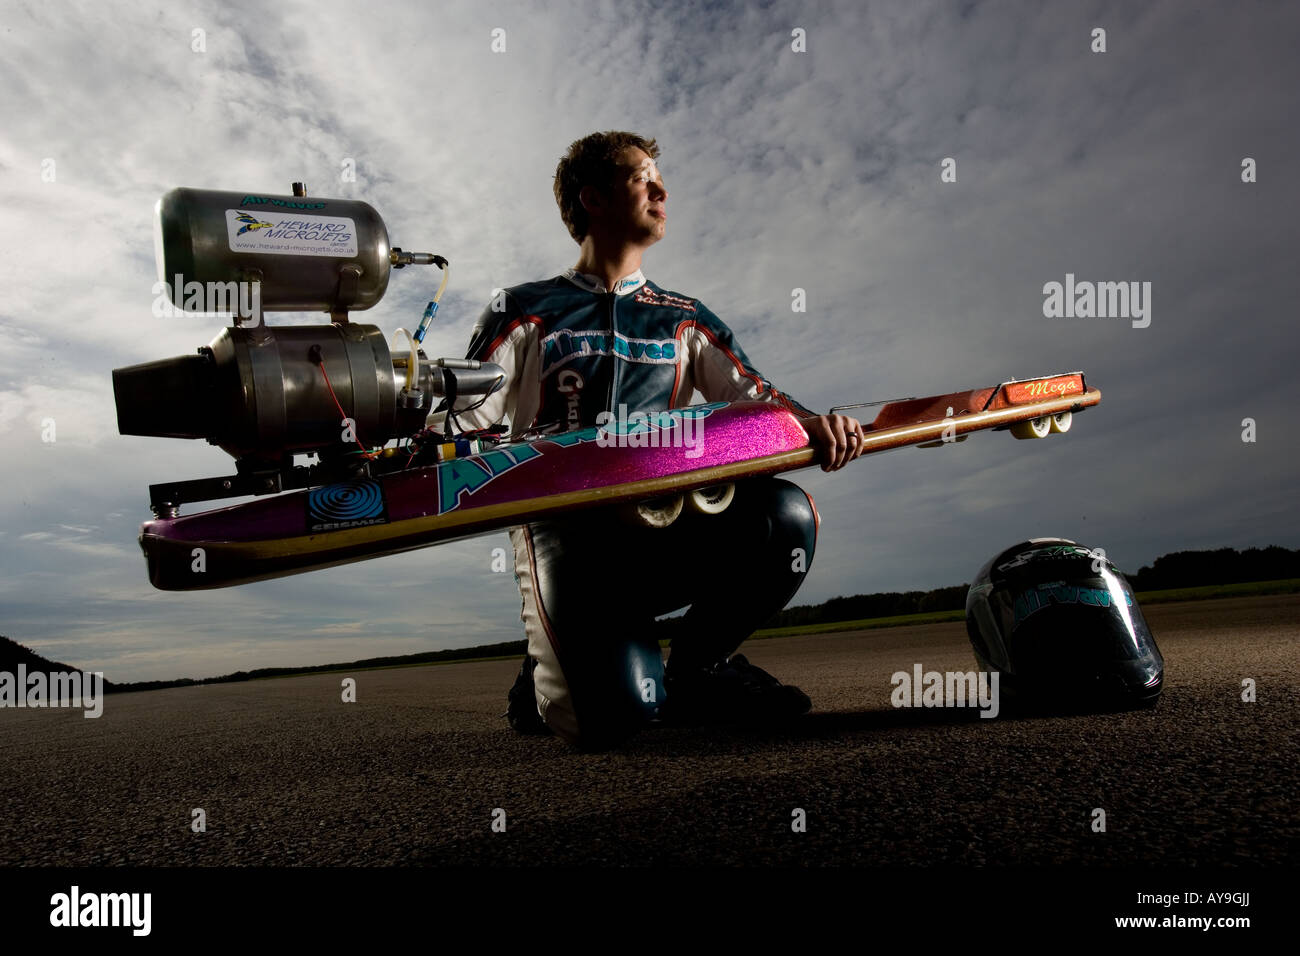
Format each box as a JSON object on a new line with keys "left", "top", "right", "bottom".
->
{"left": 965, "top": 538, "right": 1163, "bottom": 710}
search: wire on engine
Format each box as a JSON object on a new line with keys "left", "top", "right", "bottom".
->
{"left": 316, "top": 358, "right": 380, "bottom": 459}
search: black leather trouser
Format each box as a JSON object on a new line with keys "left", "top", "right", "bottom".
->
{"left": 512, "top": 476, "right": 818, "bottom": 749}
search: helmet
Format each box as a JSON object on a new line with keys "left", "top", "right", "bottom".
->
{"left": 965, "top": 538, "right": 1163, "bottom": 710}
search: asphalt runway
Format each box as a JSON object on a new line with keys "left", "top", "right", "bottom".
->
{"left": 1, "top": 595, "right": 1295, "bottom": 867}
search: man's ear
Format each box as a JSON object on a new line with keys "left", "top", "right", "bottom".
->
{"left": 578, "top": 184, "right": 606, "bottom": 218}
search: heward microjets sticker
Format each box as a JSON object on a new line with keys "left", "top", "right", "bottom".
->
{"left": 307, "top": 479, "right": 388, "bottom": 531}
{"left": 226, "top": 209, "right": 359, "bottom": 257}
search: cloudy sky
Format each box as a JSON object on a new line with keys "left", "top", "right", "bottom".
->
{"left": 1, "top": 0, "right": 1296, "bottom": 682}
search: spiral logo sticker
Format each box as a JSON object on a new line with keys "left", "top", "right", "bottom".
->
{"left": 307, "top": 479, "right": 388, "bottom": 532}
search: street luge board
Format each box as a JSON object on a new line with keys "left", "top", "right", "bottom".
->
{"left": 139, "top": 372, "right": 1099, "bottom": 590}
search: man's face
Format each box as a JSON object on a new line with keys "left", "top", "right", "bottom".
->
{"left": 590, "top": 146, "right": 668, "bottom": 245}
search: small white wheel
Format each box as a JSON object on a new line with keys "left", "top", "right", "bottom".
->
{"left": 627, "top": 494, "right": 685, "bottom": 528}
{"left": 1010, "top": 416, "right": 1051, "bottom": 440}
{"left": 687, "top": 483, "right": 735, "bottom": 515}
{"left": 1049, "top": 411, "right": 1072, "bottom": 434}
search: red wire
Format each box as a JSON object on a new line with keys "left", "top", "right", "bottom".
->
{"left": 317, "top": 359, "right": 377, "bottom": 458}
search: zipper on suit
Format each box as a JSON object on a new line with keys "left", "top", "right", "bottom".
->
{"left": 606, "top": 290, "right": 620, "bottom": 414}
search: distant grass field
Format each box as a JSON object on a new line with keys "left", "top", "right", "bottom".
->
{"left": 259, "top": 578, "right": 1300, "bottom": 668}
{"left": 1129, "top": 578, "right": 1300, "bottom": 604}
{"left": 110, "top": 578, "right": 1300, "bottom": 690}
{"left": 745, "top": 578, "right": 1300, "bottom": 641}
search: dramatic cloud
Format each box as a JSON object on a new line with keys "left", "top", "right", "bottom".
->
{"left": 1, "top": 0, "right": 1296, "bottom": 680}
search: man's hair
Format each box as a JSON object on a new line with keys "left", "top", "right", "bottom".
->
{"left": 554, "top": 131, "right": 660, "bottom": 243}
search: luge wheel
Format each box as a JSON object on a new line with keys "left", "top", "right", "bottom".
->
{"left": 626, "top": 493, "right": 685, "bottom": 528}
{"left": 1009, "top": 416, "right": 1051, "bottom": 440}
{"left": 687, "top": 483, "right": 735, "bottom": 515}
{"left": 1049, "top": 411, "right": 1072, "bottom": 434}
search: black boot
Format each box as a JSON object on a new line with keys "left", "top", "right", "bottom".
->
{"left": 660, "top": 652, "right": 811, "bottom": 726}
{"left": 505, "top": 655, "right": 553, "bottom": 735}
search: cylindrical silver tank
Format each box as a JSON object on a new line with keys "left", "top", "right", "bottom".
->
{"left": 154, "top": 187, "right": 392, "bottom": 313}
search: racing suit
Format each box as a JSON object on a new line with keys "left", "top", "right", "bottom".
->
{"left": 450, "top": 268, "right": 819, "bottom": 747}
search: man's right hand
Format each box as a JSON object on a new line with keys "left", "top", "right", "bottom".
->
{"left": 801, "top": 413, "right": 866, "bottom": 472}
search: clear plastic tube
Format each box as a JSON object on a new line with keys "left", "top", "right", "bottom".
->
{"left": 414, "top": 263, "right": 450, "bottom": 344}
{"left": 392, "top": 327, "right": 419, "bottom": 392}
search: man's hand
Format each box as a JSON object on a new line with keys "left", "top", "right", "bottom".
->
{"left": 801, "top": 413, "right": 866, "bottom": 472}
